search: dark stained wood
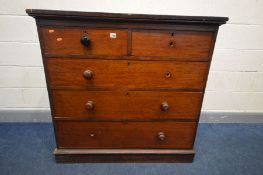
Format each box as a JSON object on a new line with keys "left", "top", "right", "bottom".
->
{"left": 51, "top": 90, "right": 202, "bottom": 120}
{"left": 43, "top": 54, "right": 214, "bottom": 61}
{"left": 132, "top": 30, "right": 213, "bottom": 60}
{"left": 27, "top": 9, "right": 228, "bottom": 163}
{"left": 26, "top": 9, "right": 228, "bottom": 25}
{"left": 41, "top": 28, "right": 128, "bottom": 56}
{"left": 55, "top": 121, "right": 196, "bottom": 149}
{"left": 37, "top": 20, "right": 220, "bottom": 32}
{"left": 46, "top": 58, "right": 209, "bottom": 90}
{"left": 54, "top": 148, "right": 195, "bottom": 163}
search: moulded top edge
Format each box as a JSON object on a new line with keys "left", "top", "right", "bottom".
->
{"left": 26, "top": 9, "right": 229, "bottom": 25}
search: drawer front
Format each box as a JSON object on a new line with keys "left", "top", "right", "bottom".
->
{"left": 47, "top": 58, "right": 208, "bottom": 90}
{"left": 132, "top": 30, "right": 213, "bottom": 61}
{"left": 51, "top": 90, "right": 202, "bottom": 120}
{"left": 41, "top": 28, "right": 128, "bottom": 56}
{"left": 56, "top": 121, "right": 196, "bottom": 149}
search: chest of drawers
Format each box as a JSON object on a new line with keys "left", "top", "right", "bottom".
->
{"left": 27, "top": 9, "right": 228, "bottom": 163}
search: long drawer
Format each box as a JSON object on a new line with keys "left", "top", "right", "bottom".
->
{"left": 51, "top": 90, "right": 202, "bottom": 120}
{"left": 41, "top": 28, "right": 128, "bottom": 56}
{"left": 46, "top": 58, "right": 208, "bottom": 90}
{"left": 55, "top": 121, "right": 196, "bottom": 149}
{"left": 132, "top": 30, "right": 213, "bottom": 61}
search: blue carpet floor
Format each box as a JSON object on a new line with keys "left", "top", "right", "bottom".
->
{"left": 0, "top": 123, "right": 262, "bottom": 175}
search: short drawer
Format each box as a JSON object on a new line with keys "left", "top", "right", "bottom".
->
{"left": 47, "top": 58, "right": 208, "bottom": 90}
{"left": 51, "top": 90, "right": 202, "bottom": 120}
{"left": 41, "top": 28, "right": 128, "bottom": 56}
{"left": 132, "top": 30, "right": 213, "bottom": 61}
{"left": 55, "top": 121, "right": 196, "bottom": 149}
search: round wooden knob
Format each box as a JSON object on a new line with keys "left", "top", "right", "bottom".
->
{"left": 160, "top": 102, "right": 169, "bottom": 111}
{"left": 80, "top": 36, "right": 91, "bottom": 46}
{"left": 161, "top": 102, "right": 169, "bottom": 111}
{"left": 85, "top": 101, "right": 94, "bottom": 110}
{"left": 157, "top": 132, "right": 166, "bottom": 141}
{"left": 83, "top": 70, "right": 93, "bottom": 80}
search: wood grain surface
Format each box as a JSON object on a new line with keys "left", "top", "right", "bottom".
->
{"left": 51, "top": 90, "right": 203, "bottom": 120}
{"left": 41, "top": 28, "right": 128, "bottom": 56}
{"left": 132, "top": 30, "right": 213, "bottom": 60}
{"left": 26, "top": 9, "right": 227, "bottom": 163}
{"left": 46, "top": 58, "right": 209, "bottom": 90}
{"left": 56, "top": 121, "right": 196, "bottom": 149}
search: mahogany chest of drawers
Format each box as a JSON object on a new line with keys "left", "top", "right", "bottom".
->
{"left": 27, "top": 9, "right": 228, "bottom": 163}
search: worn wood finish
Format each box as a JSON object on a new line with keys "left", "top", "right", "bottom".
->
{"left": 132, "top": 30, "right": 213, "bottom": 60}
{"left": 38, "top": 20, "right": 220, "bottom": 32}
{"left": 54, "top": 149, "right": 195, "bottom": 163}
{"left": 56, "top": 121, "right": 196, "bottom": 149}
{"left": 51, "top": 90, "right": 203, "bottom": 120}
{"left": 47, "top": 58, "right": 209, "bottom": 90}
{"left": 26, "top": 9, "right": 228, "bottom": 25}
{"left": 27, "top": 9, "right": 228, "bottom": 163}
{"left": 41, "top": 28, "right": 128, "bottom": 56}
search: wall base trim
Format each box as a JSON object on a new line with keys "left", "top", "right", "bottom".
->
{"left": 0, "top": 109, "right": 51, "bottom": 122}
{"left": 0, "top": 109, "right": 262, "bottom": 123}
{"left": 200, "top": 111, "right": 263, "bottom": 123}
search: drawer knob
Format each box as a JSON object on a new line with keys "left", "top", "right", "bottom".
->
{"left": 80, "top": 36, "right": 91, "bottom": 46}
{"left": 160, "top": 102, "right": 169, "bottom": 111}
{"left": 157, "top": 132, "right": 166, "bottom": 141}
{"left": 83, "top": 70, "right": 93, "bottom": 80}
{"left": 85, "top": 101, "right": 94, "bottom": 110}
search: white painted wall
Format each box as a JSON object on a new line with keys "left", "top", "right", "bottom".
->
{"left": 0, "top": 0, "right": 263, "bottom": 115}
